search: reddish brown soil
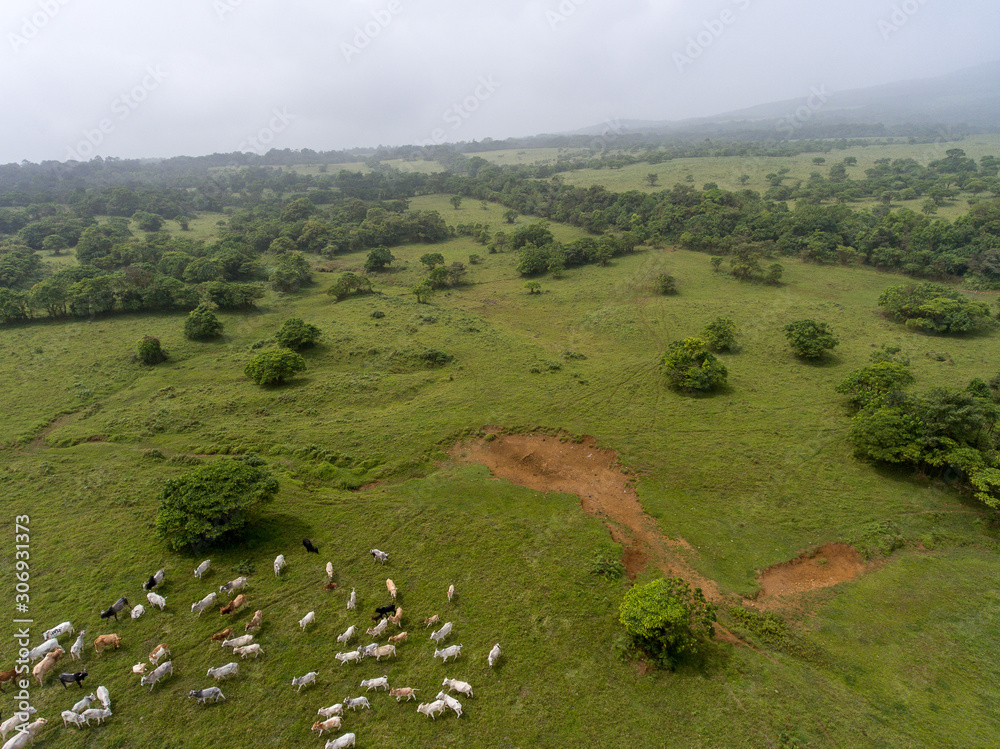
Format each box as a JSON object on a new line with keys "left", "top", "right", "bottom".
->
{"left": 754, "top": 543, "right": 867, "bottom": 601}
{"left": 449, "top": 433, "right": 722, "bottom": 601}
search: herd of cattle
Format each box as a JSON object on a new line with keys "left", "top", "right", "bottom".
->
{"left": 1, "top": 542, "right": 502, "bottom": 748}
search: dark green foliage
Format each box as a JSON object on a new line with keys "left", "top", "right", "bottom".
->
{"left": 0, "top": 288, "right": 30, "bottom": 323}
{"left": 132, "top": 211, "right": 165, "bottom": 232}
{"left": 136, "top": 335, "right": 167, "bottom": 365}
{"left": 412, "top": 280, "right": 435, "bottom": 304}
{"left": 270, "top": 251, "right": 313, "bottom": 292}
{"left": 0, "top": 245, "right": 43, "bottom": 290}
{"left": 154, "top": 459, "right": 279, "bottom": 550}
{"left": 710, "top": 256, "right": 723, "bottom": 272}
{"left": 244, "top": 349, "right": 306, "bottom": 386}
{"left": 784, "top": 319, "right": 839, "bottom": 359}
{"left": 702, "top": 317, "right": 737, "bottom": 352}
{"left": 275, "top": 318, "right": 321, "bottom": 350}
{"left": 364, "top": 246, "right": 395, "bottom": 272}
{"left": 524, "top": 281, "right": 541, "bottom": 294}
{"left": 618, "top": 577, "right": 716, "bottom": 669}
{"left": 420, "top": 252, "right": 445, "bottom": 269}
{"left": 515, "top": 243, "right": 550, "bottom": 276}
{"left": 199, "top": 281, "right": 265, "bottom": 310}
{"left": 41, "top": 234, "right": 68, "bottom": 255}
{"left": 420, "top": 349, "right": 454, "bottom": 366}
{"left": 661, "top": 337, "right": 728, "bottom": 392}
{"left": 655, "top": 274, "right": 677, "bottom": 295}
{"left": 328, "top": 272, "right": 373, "bottom": 301}
{"left": 836, "top": 361, "right": 915, "bottom": 409}
{"left": 184, "top": 304, "right": 223, "bottom": 340}
{"left": 878, "top": 283, "right": 992, "bottom": 335}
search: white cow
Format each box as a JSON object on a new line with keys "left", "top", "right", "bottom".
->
{"left": 292, "top": 671, "right": 318, "bottom": 692}
{"left": 366, "top": 618, "right": 388, "bottom": 638}
{"left": 234, "top": 644, "right": 263, "bottom": 659}
{"left": 318, "top": 703, "right": 344, "bottom": 718}
{"left": 370, "top": 548, "right": 388, "bottom": 564}
{"left": 207, "top": 662, "right": 239, "bottom": 681}
{"left": 0, "top": 709, "right": 35, "bottom": 741}
{"left": 219, "top": 576, "right": 248, "bottom": 596}
{"left": 194, "top": 559, "right": 211, "bottom": 579}
{"left": 334, "top": 650, "right": 361, "bottom": 666}
{"left": 96, "top": 685, "right": 111, "bottom": 709}
{"left": 386, "top": 578, "right": 397, "bottom": 600}
{"left": 221, "top": 635, "right": 254, "bottom": 649}
{"left": 347, "top": 588, "right": 356, "bottom": 610}
{"left": 42, "top": 621, "right": 74, "bottom": 641}
{"left": 373, "top": 644, "right": 396, "bottom": 661}
{"left": 130, "top": 604, "right": 146, "bottom": 619}
{"left": 443, "top": 677, "right": 474, "bottom": 698}
{"left": 146, "top": 591, "right": 167, "bottom": 611}
{"left": 27, "top": 638, "right": 60, "bottom": 661}
{"left": 191, "top": 591, "right": 218, "bottom": 616}
{"left": 132, "top": 663, "right": 147, "bottom": 675}
{"left": 140, "top": 660, "right": 173, "bottom": 691}
{"left": 356, "top": 643, "right": 378, "bottom": 659}
{"left": 61, "top": 710, "right": 87, "bottom": 729}
{"left": 189, "top": 687, "right": 225, "bottom": 704}
{"left": 433, "top": 644, "right": 463, "bottom": 663}
{"left": 448, "top": 584, "right": 455, "bottom": 602}
{"left": 298, "top": 611, "right": 315, "bottom": 630}
{"left": 343, "top": 696, "right": 370, "bottom": 711}
{"left": 436, "top": 691, "right": 463, "bottom": 717}
{"left": 149, "top": 643, "right": 171, "bottom": 665}
{"left": 70, "top": 631, "right": 87, "bottom": 661}
{"left": 71, "top": 693, "right": 97, "bottom": 713}
{"left": 274, "top": 554, "right": 286, "bottom": 576}
{"left": 324, "top": 733, "right": 356, "bottom": 749}
{"left": 336, "top": 625, "right": 356, "bottom": 644}
{"left": 82, "top": 707, "right": 112, "bottom": 724}
{"left": 360, "top": 675, "right": 389, "bottom": 692}
{"left": 417, "top": 700, "right": 447, "bottom": 720}
{"left": 488, "top": 643, "right": 502, "bottom": 668}
{"left": 326, "top": 562, "right": 334, "bottom": 579}
{"left": 430, "top": 621, "right": 453, "bottom": 643}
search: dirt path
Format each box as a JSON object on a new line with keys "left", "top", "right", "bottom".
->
{"left": 753, "top": 543, "right": 867, "bottom": 603}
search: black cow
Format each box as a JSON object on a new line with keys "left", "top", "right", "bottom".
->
{"left": 100, "top": 596, "right": 131, "bottom": 620}
{"left": 302, "top": 538, "right": 319, "bottom": 554}
{"left": 373, "top": 604, "right": 397, "bottom": 621}
{"left": 59, "top": 671, "right": 88, "bottom": 688}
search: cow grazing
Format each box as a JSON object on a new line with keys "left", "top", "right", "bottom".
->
{"left": 130, "top": 604, "right": 146, "bottom": 619}
{"left": 211, "top": 628, "right": 233, "bottom": 643}
{"left": 317, "top": 703, "right": 343, "bottom": 718}
{"left": 0, "top": 708, "right": 35, "bottom": 739}
{"left": 221, "top": 635, "right": 253, "bottom": 650}
{"left": 356, "top": 643, "right": 378, "bottom": 659}
{"left": 207, "top": 662, "right": 239, "bottom": 681}
{"left": 324, "top": 582, "right": 338, "bottom": 591}
{"left": 388, "top": 631, "right": 408, "bottom": 645}
{"left": 361, "top": 675, "right": 389, "bottom": 692}
{"left": 436, "top": 691, "right": 464, "bottom": 717}
{"left": 93, "top": 634, "right": 121, "bottom": 656}
{"left": 374, "top": 604, "right": 396, "bottom": 620}
{"left": 132, "top": 663, "right": 147, "bottom": 675}
{"left": 326, "top": 562, "right": 334, "bottom": 579}
{"left": 347, "top": 588, "right": 356, "bottom": 610}
{"left": 373, "top": 644, "right": 396, "bottom": 661}
{"left": 96, "top": 685, "right": 110, "bottom": 709}
{"left": 27, "top": 638, "right": 60, "bottom": 662}
{"left": 42, "top": 621, "right": 74, "bottom": 641}
{"left": 390, "top": 686, "right": 419, "bottom": 702}
{"left": 0, "top": 670, "right": 15, "bottom": 691}
{"left": 146, "top": 591, "right": 167, "bottom": 611}
{"left": 70, "top": 631, "right": 86, "bottom": 661}
{"left": 139, "top": 660, "right": 173, "bottom": 691}
{"left": 220, "top": 593, "right": 247, "bottom": 616}
{"left": 430, "top": 621, "right": 453, "bottom": 643}
{"left": 99, "top": 597, "right": 131, "bottom": 621}
{"left": 245, "top": 609, "right": 263, "bottom": 632}
{"left": 388, "top": 606, "right": 403, "bottom": 627}
{"left": 191, "top": 592, "right": 218, "bottom": 616}
{"left": 58, "top": 670, "right": 89, "bottom": 688}
{"left": 303, "top": 538, "right": 319, "bottom": 554}
{"left": 386, "top": 578, "right": 397, "bottom": 600}
{"left": 433, "top": 644, "right": 463, "bottom": 663}
{"left": 292, "top": 671, "right": 318, "bottom": 692}
{"left": 366, "top": 619, "right": 389, "bottom": 639}
{"left": 324, "top": 733, "right": 356, "bottom": 749}
{"left": 442, "top": 677, "right": 474, "bottom": 698}
{"left": 335, "top": 650, "right": 361, "bottom": 665}
{"left": 142, "top": 568, "right": 165, "bottom": 591}
{"left": 219, "top": 576, "right": 247, "bottom": 596}
{"left": 488, "top": 643, "right": 502, "bottom": 668}
{"left": 298, "top": 611, "right": 316, "bottom": 630}
{"left": 32, "top": 648, "right": 64, "bottom": 685}
{"left": 370, "top": 548, "right": 388, "bottom": 564}
{"left": 343, "top": 696, "right": 371, "bottom": 711}
{"left": 336, "top": 625, "right": 356, "bottom": 644}
{"left": 423, "top": 614, "right": 440, "bottom": 628}
{"left": 149, "top": 643, "right": 171, "bottom": 666}
{"left": 22, "top": 717, "right": 48, "bottom": 741}
{"left": 61, "top": 710, "right": 87, "bottom": 729}
{"left": 194, "top": 559, "right": 211, "bottom": 579}
{"left": 234, "top": 644, "right": 263, "bottom": 659}
{"left": 311, "top": 716, "right": 342, "bottom": 735}
{"left": 82, "top": 708, "right": 111, "bottom": 725}
{"left": 448, "top": 584, "right": 455, "bottom": 603}
{"left": 70, "top": 693, "right": 96, "bottom": 713}
{"left": 273, "top": 554, "right": 286, "bottom": 577}
{"left": 188, "top": 687, "right": 225, "bottom": 704}
{"left": 417, "top": 700, "right": 446, "bottom": 720}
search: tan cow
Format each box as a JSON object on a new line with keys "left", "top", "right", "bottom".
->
{"left": 311, "top": 716, "right": 342, "bottom": 736}
{"left": 94, "top": 634, "right": 121, "bottom": 655}
{"left": 388, "top": 631, "right": 408, "bottom": 645}
{"left": 220, "top": 593, "right": 247, "bottom": 616}
{"left": 149, "top": 643, "right": 170, "bottom": 665}
{"left": 245, "top": 610, "right": 263, "bottom": 632}
{"left": 389, "top": 686, "right": 419, "bottom": 702}
{"left": 388, "top": 606, "right": 403, "bottom": 628}
{"left": 211, "top": 628, "right": 233, "bottom": 642}
{"left": 32, "top": 648, "right": 64, "bottom": 685}
{"left": 386, "top": 579, "right": 397, "bottom": 600}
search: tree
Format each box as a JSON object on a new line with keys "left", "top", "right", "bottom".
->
{"left": 154, "top": 458, "right": 279, "bottom": 551}
{"left": 449, "top": 195, "right": 463, "bottom": 210}
{"left": 132, "top": 211, "right": 165, "bottom": 232}
{"left": 268, "top": 236, "right": 296, "bottom": 254}
{"left": 184, "top": 303, "right": 223, "bottom": 340}
{"left": 412, "top": 280, "right": 435, "bottom": 304}
{"left": 270, "top": 251, "right": 312, "bottom": 292}
{"left": 836, "top": 361, "right": 915, "bottom": 409}
{"left": 655, "top": 274, "right": 677, "bottom": 295}
{"left": 420, "top": 252, "right": 445, "bottom": 269}
{"left": 275, "top": 318, "right": 321, "bottom": 350}
{"left": 364, "top": 246, "right": 395, "bottom": 273}
{"left": 710, "top": 256, "right": 724, "bottom": 272}
{"left": 136, "top": 335, "right": 167, "bottom": 365}
{"left": 41, "top": 234, "right": 68, "bottom": 255}
{"left": 175, "top": 215, "right": 190, "bottom": 231}
{"left": 878, "top": 283, "right": 992, "bottom": 335}
{"left": 661, "top": 337, "right": 728, "bottom": 392}
{"left": 503, "top": 209, "right": 518, "bottom": 224}
{"left": 328, "top": 272, "right": 373, "bottom": 301}
{"left": 645, "top": 173, "right": 659, "bottom": 187}
{"left": 766, "top": 263, "right": 784, "bottom": 285}
{"left": 524, "top": 281, "right": 541, "bottom": 294}
{"left": 244, "top": 349, "right": 306, "bottom": 386}
{"left": 702, "top": 317, "right": 736, "bottom": 352}
{"left": 618, "top": 577, "right": 716, "bottom": 669}
{"left": 784, "top": 319, "right": 838, "bottom": 359}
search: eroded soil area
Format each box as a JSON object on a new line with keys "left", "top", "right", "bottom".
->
{"left": 754, "top": 543, "right": 867, "bottom": 602}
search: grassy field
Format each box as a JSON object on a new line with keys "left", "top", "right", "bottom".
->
{"left": 2, "top": 203, "right": 1000, "bottom": 747}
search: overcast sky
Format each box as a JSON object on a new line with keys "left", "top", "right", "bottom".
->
{"left": 2, "top": 0, "right": 997, "bottom": 164}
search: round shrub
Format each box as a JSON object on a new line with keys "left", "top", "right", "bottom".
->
{"left": 136, "top": 335, "right": 167, "bottom": 365}
{"left": 184, "top": 304, "right": 223, "bottom": 341}
{"left": 275, "top": 318, "right": 321, "bottom": 350}
{"left": 244, "top": 349, "right": 306, "bottom": 386}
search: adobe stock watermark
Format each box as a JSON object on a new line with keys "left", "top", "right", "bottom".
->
{"left": 65, "top": 66, "right": 169, "bottom": 161}
{"left": 546, "top": 0, "right": 588, "bottom": 30}
{"left": 237, "top": 107, "right": 295, "bottom": 155}
{"left": 341, "top": 1, "right": 402, "bottom": 63}
{"left": 878, "top": 0, "right": 931, "bottom": 40}
{"left": 674, "top": 0, "right": 753, "bottom": 73}
{"left": 214, "top": 0, "right": 247, "bottom": 21}
{"left": 414, "top": 76, "right": 501, "bottom": 148}
{"left": 12, "top": 514, "right": 34, "bottom": 738}
{"left": 8, "top": 0, "right": 73, "bottom": 52}
{"left": 776, "top": 85, "right": 830, "bottom": 136}
{"left": 588, "top": 118, "right": 628, "bottom": 151}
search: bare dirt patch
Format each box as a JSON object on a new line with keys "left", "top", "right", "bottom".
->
{"left": 449, "top": 432, "right": 722, "bottom": 601}
{"left": 754, "top": 543, "right": 867, "bottom": 602}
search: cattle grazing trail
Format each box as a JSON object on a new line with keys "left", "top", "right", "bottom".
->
{"left": 449, "top": 432, "right": 722, "bottom": 602}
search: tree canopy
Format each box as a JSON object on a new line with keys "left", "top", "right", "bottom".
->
{"left": 244, "top": 349, "right": 306, "bottom": 386}
{"left": 784, "top": 319, "right": 839, "bottom": 359}
{"left": 619, "top": 577, "right": 716, "bottom": 668}
{"left": 878, "top": 283, "right": 993, "bottom": 335}
{"left": 661, "top": 337, "right": 728, "bottom": 392}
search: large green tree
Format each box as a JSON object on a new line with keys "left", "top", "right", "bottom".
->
{"left": 275, "top": 318, "right": 321, "bottom": 350}
{"left": 184, "top": 304, "right": 223, "bottom": 340}
{"left": 661, "top": 337, "right": 728, "bottom": 392}
{"left": 619, "top": 577, "right": 716, "bottom": 669}
{"left": 784, "top": 319, "right": 839, "bottom": 359}
{"left": 244, "top": 349, "right": 306, "bottom": 386}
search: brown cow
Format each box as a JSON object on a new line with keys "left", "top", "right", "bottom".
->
{"left": 32, "top": 648, "right": 64, "bottom": 685}
{"left": 244, "top": 610, "right": 262, "bottom": 633}
{"left": 388, "top": 631, "right": 408, "bottom": 645}
{"left": 149, "top": 643, "right": 170, "bottom": 665}
{"left": 323, "top": 582, "right": 338, "bottom": 591}
{"left": 0, "top": 668, "right": 16, "bottom": 691}
{"left": 94, "top": 634, "right": 121, "bottom": 655}
{"left": 220, "top": 593, "right": 247, "bottom": 616}
{"left": 211, "top": 628, "right": 233, "bottom": 642}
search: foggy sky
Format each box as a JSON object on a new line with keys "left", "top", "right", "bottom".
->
{"left": 1, "top": 0, "right": 997, "bottom": 164}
